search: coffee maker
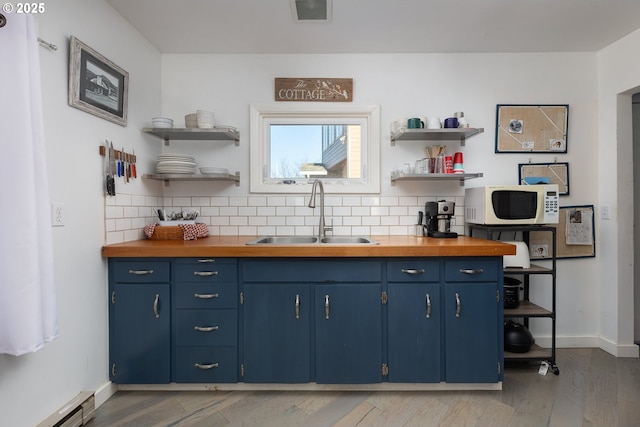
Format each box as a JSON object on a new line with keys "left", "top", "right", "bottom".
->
{"left": 424, "top": 200, "right": 458, "bottom": 238}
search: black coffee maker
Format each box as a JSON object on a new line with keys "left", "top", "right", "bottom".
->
{"left": 424, "top": 200, "right": 458, "bottom": 238}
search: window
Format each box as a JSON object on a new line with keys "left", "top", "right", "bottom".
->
{"left": 249, "top": 104, "right": 380, "bottom": 193}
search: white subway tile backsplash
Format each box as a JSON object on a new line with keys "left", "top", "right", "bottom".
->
{"left": 104, "top": 192, "right": 465, "bottom": 244}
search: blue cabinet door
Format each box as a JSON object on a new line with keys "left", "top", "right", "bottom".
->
{"left": 242, "top": 284, "right": 311, "bottom": 383}
{"left": 315, "top": 284, "right": 382, "bottom": 384}
{"left": 111, "top": 283, "right": 171, "bottom": 383}
{"left": 387, "top": 283, "right": 441, "bottom": 382}
{"left": 444, "top": 282, "right": 499, "bottom": 383}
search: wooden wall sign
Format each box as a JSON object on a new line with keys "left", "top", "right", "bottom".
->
{"left": 275, "top": 78, "right": 353, "bottom": 102}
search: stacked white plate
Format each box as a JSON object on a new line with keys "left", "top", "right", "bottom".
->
{"left": 156, "top": 153, "right": 197, "bottom": 174}
{"left": 199, "top": 167, "right": 229, "bottom": 176}
{"left": 152, "top": 117, "right": 174, "bottom": 128}
{"left": 196, "top": 110, "right": 215, "bottom": 129}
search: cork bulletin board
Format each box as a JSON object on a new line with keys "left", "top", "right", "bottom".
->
{"left": 529, "top": 205, "right": 595, "bottom": 260}
{"left": 518, "top": 162, "right": 570, "bottom": 195}
{"left": 496, "top": 104, "right": 568, "bottom": 153}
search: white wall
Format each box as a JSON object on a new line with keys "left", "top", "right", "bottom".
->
{"left": 0, "top": 1, "right": 162, "bottom": 426}
{"left": 597, "top": 28, "right": 640, "bottom": 357}
{"left": 160, "top": 52, "right": 601, "bottom": 347}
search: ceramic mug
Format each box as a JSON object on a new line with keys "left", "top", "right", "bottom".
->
{"left": 407, "top": 117, "right": 424, "bottom": 129}
{"left": 444, "top": 117, "right": 459, "bottom": 128}
{"left": 426, "top": 117, "right": 441, "bottom": 129}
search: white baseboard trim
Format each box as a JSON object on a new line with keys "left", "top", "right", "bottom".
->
{"left": 525, "top": 335, "right": 639, "bottom": 357}
{"left": 598, "top": 336, "right": 640, "bottom": 357}
{"left": 94, "top": 381, "right": 117, "bottom": 409}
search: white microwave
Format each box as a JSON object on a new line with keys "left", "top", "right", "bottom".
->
{"left": 465, "top": 184, "right": 559, "bottom": 225}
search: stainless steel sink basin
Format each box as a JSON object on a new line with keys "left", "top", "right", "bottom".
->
{"left": 320, "top": 236, "right": 378, "bottom": 245}
{"left": 246, "top": 236, "right": 319, "bottom": 245}
{"left": 245, "top": 236, "right": 378, "bottom": 245}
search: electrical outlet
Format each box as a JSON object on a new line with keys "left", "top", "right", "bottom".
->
{"left": 51, "top": 203, "right": 64, "bottom": 227}
{"left": 601, "top": 205, "right": 611, "bottom": 220}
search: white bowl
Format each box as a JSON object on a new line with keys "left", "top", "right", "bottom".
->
{"left": 185, "top": 113, "right": 197, "bottom": 128}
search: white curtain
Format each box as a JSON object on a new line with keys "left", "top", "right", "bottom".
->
{"left": 0, "top": 14, "right": 58, "bottom": 355}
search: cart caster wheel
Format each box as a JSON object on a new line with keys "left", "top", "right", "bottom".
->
{"left": 552, "top": 365, "right": 560, "bottom": 375}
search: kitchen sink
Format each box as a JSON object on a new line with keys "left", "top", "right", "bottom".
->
{"left": 245, "top": 236, "right": 378, "bottom": 245}
{"left": 246, "top": 236, "right": 319, "bottom": 245}
{"left": 320, "top": 236, "right": 378, "bottom": 245}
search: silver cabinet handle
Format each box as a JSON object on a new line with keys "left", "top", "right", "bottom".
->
{"left": 129, "top": 269, "right": 153, "bottom": 275}
{"left": 194, "top": 271, "right": 219, "bottom": 277}
{"left": 194, "top": 293, "right": 219, "bottom": 299}
{"left": 401, "top": 268, "right": 426, "bottom": 275}
{"left": 325, "top": 294, "right": 330, "bottom": 320}
{"left": 194, "top": 325, "right": 219, "bottom": 332}
{"left": 426, "top": 293, "right": 431, "bottom": 319}
{"left": 153, "top": 293, "right": 160, "bottom": 318}
{"left": 197, "top": 259, "right": 215, "bottom": 263}
{"left": 459, "top": 268, "right": 484, "bottom": 275}
{"left": 455, "top": 292, "right": 461, "bottom": 318}
{"left": 194, "top": 362, "right": 219, "bottom": 370}
{"left": 295, "top": 294, "right": 300, "bottom": 319}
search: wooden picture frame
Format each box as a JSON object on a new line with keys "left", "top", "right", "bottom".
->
{"left": 495, "top": 104, "right": 568, "bottom": 153}
{"left": 68, "top": 36, "right": 128, "bottom": 126}
{"left": 529, "top": 205, "right": 595, "bottom": 260}
{"left": 518, "top": 162, "right": 570, "bottom": 195}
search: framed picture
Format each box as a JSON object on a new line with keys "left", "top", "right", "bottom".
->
{"left": 518, "top": 162, "right": 570, "bottom": 195}
{"left": 68, "top": 36, "right": 128, "bottom": 126}
{"left": 529, "top": 205, "right": 595, "bottom": 260}
{"left": 495, "top": 104, "right": 568, "bottom": 153}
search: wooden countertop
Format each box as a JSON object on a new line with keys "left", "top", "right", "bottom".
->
{"left": 102, "top": 235, "right": 516, "bottom": 258}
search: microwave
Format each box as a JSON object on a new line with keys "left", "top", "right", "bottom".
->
{"left": 465, "top": 184, "right": 559, "bottom": 225}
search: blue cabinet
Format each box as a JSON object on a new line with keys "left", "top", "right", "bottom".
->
{"left": 242, "top": 284, "right": 311, "bottom": 383}
{"left": 109, "top": 260, "right": 171, "bottom": 384}
{"left": 444, "top": 258, "right": 502, "bottom": 383}
{"left": 315, "top": 283, "right": 383, "bottom": 384}
{"left": 173, "top": 258, "right": 238, "bottom": 383}
{"left": 387, "top": 260, "right": 441, "bottom": 383}
{"left": 108, "top": 255, "right": 503, "bottom": 386}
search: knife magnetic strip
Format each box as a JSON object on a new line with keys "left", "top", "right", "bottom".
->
{"left": 99, "top": 146, "right": 137, "bottom": 178}
{"left": 98, "top": 146, "right": 137, "bottom": 163}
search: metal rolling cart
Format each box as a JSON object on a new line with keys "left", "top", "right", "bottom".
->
{"left": 469, "top": 224, "right": 559, "bottom": 375}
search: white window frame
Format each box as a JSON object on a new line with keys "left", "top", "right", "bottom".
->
{"left": 249, "top": 104, "right": 381, "bottom": 194}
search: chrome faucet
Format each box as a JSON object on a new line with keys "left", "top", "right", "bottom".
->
{"left": 308, "top": 179, "right": 332, "bottom": 240}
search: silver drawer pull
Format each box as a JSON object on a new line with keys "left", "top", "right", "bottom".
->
{"left": 153, "top": 294, "right": 160, "bottom": 318}
{"left": 197, "top": 259, "right": 215, "bottom": 263}
{"left": 459, "top": 268, "right": 484, "bottom": 275}
{"left": 426, "top": 293, "right": 431, "bottom": 319}
{"left": 194, "top": 271, "right": 219, "bottom": 277}
{"left": 401, "top": 268, "right": 426, "bottom": 275}
{"left": 129, "top": 269, "right": 154, "bottom": 275}
{"left": 295, "top": 294, "right": 300, "bottom": 319}
{"left": 194, "top": 362, "right": 219, "bottom": 370}
{"left": 325, "top": 294, "right": 330, "bottom": 320}
{"left": 194, "top": 293, "right": 219, "bottom": 299}
{"left": 455, "top": 292, "right": 461, "bottom": 318}
{"left": 194, "top": 325, "right": 219, "bottom": 332}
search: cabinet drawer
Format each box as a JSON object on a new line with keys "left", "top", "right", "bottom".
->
{"left": 386, "top": 260, "right": 440, "bottom": 282}
{"left": 242, "top": 259, "right": 382, "bottom": 283}
{"left": 175, "top": 282, "right": 238, "bottom": 309}
{"left": 444, "top": 258, "right": 499, "bottom": 282}
{"left": 175, "top": 260, "right": 237, "bottom": 283}
{"left": 174, "top": 346, "right": 238, "bottom": 383}
{"left": 112, "top": 260, "right": 170, "bottom": 283}
{"left": 175, "top": 310, "right": 237, "bottom": 346}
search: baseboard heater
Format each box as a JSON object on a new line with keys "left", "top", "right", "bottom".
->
{"left": 37, "top": 391, "right": 95, "bottom": 427}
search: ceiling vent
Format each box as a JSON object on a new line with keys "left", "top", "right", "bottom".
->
{"left": 290, "top": 0, "right": 332, "bottom": 22}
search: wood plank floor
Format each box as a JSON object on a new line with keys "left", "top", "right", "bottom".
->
{"left": 88, "top": 349, "right": 640, "bottom": 427}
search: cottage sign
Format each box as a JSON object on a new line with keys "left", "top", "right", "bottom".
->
{"left": 275, "top": 78, "right": 353, "bottom": 102}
